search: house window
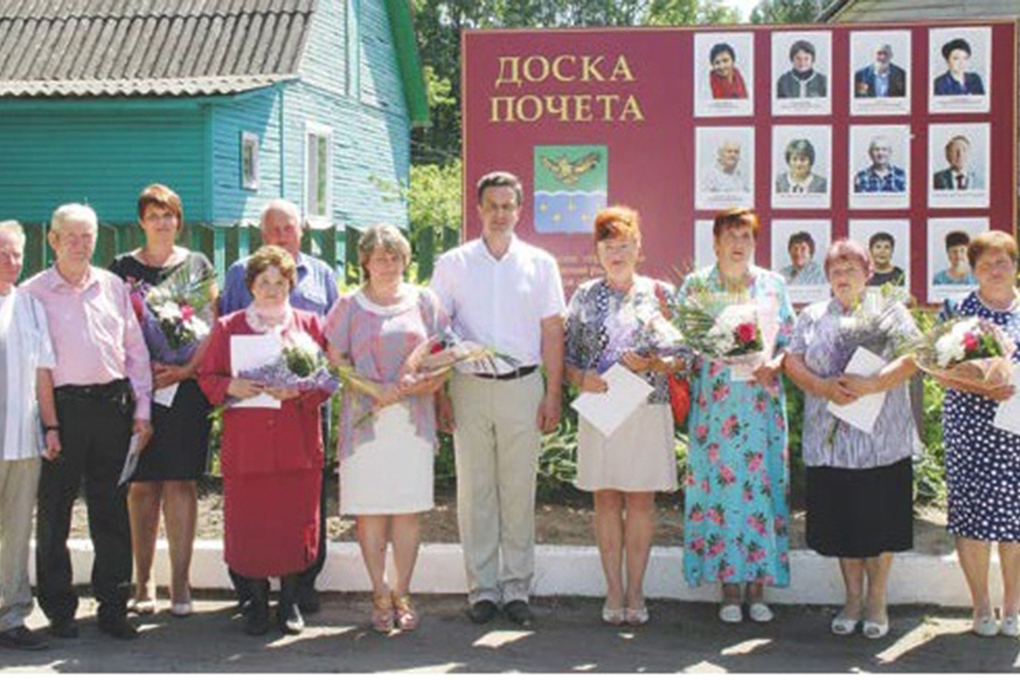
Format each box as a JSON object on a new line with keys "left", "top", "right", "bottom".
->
{"left": 240, "top": 132, "right": 259, "bottom": 190}
{"left": 305, "top": 124, "right": 333, "bottom": 223}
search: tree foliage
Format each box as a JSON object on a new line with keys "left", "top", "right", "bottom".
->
{"left": 750, "top": 0, "right": 822, "bottom": 24}
{"left": 411, "top": 0, "right": 746, "bottom": 165}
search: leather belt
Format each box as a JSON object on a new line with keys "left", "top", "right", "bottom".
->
{"left": 54, "top": 379, "right": 131, "bottom": 400}
{"left": 473, "top": 365, "right": 538, "bottom": 381}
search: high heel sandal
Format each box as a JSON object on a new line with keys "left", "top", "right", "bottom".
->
{"left": 371, "top": 592, "right": 395, "bottom": 633}
{"left": 393, "top": 593, "right": 419, "bottom": 631}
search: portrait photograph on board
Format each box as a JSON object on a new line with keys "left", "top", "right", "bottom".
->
{"left": 695, "top": 126, "right": 755, "bottom": 211}
{"left": 926, "top": 217, "right": 987, "bottom": 303}
{"left": 849, "top": 124, "right": 911, "bottom": 210}
{"left": 770, "top": 219, "right": 831, "bottom": 304}
{"left": 694, "top": 32, "right": 755, "bottom": 118}
{"left": 929, "top": 26, "right": 991, "bottom": 114}
{"left": 849, "top": 30, "right": 912, "bottom": 117}
{"left": 848, "top": 219, "right": 911, "bottom": 290}
{"left": 928, "top": 122, "right": 990, "bottom": 210}
{"left": 772, "top": 31, "right": 832, "bottom": 116}
{"left": 771, "top": 125, "right": 832, "bottom": 210}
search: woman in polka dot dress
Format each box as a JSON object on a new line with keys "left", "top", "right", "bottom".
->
{"left": 936, "top": 231, "right": 1020, "bottom": 638}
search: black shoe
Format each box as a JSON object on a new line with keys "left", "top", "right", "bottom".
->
{"left": 0, "top": 626, "right": 50, "bottom": 650}
{"left": 48, "top": 619, "right": 79, "bottom": 639}
{"left": 504, "top": 600, "right": 533, "bottom": 627}
{"left": 244, "top": 578, "right": 270, "bottom": 636}
{"left": 298, "top": 586, "right": 321, "bottom": 614}
{"left": 467, "top": 600, "right": 499, "bottom": 624}
{"left": 98, "top": 618, "right": 139, "bottom": 640}
{"left": 278, "top": 575, "right": 305, "bottom": 635}
{"left": 277, "top": 603, "right": 305, "bottom": 635}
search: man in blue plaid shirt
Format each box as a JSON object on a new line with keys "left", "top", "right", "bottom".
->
{"left": 853, "top": 135, "right": 906, "bottom": 193}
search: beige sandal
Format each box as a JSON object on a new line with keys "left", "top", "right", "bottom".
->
{"left": 371, "top": 592, "right": 394, "bottom": 633}
{"left": 393, "top": 593, "right": 419, "bottom": 631}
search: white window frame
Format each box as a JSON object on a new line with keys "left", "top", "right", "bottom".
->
{"left": 304, "top": 122, "right": 334, "bottom": 226}
{"left": 240, "top": 131, "right": 260, "bottom": 191}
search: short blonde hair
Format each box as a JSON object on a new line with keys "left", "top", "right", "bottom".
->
{"left": 50, "top": 203, "right": 98, "bottom": 236}
{"left": 0, "top": 220, "right": 26, "bottom": 251}
{"left": 357, "top": 224, "right": 411, "bottom": 280}
{"left": 968, "top": 230, "right": 1019, "bottom": 269}
{"left": 245, "top": 245, "right": 297, "bottom": 292}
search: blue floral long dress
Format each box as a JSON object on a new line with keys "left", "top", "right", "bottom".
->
{"left": 680, "top": 265, "right": 796, "bottom": 588}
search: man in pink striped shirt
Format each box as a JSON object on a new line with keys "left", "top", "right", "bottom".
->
{"left": 24, "top": 204, "right": 152, "bottom": 641}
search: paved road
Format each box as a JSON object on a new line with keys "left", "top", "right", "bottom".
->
{"left": 2, "top": 594, "right": 1018, "bottom": 672}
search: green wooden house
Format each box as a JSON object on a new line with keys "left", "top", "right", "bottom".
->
{"left": 0, "top": 0, "right": 429, "bottom": 276}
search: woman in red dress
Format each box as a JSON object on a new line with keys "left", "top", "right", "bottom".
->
{"left": 198, "top": 245, "right": 331, "bottom": 636}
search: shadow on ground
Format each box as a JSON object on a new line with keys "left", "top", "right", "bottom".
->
{"left": 4, "top": 593, "right": 1018, "bottom": 672}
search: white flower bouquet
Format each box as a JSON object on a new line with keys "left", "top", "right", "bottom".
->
{"left": 668, "top": 282, "right": 764, "bottom": 366}
{"left": 905, "top": 316, "right": 1015, "bottom": 391}
{"left": 137, "top": 266, "right": 215, "bottom": 365}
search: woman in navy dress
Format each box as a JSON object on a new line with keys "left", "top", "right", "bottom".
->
{"left": 935, "top": 231, "right": 1020, "bottom": 637}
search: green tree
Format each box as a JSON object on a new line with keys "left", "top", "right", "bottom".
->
{"left": 750, "top": 0, "right": 822, "bottom": 24}
{"left": 644, "top": 0, "right": 737, "bottom": 25}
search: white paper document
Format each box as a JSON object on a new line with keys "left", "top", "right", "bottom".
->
{"left": 571, "top": 363, "right": 654, "bottom": 438}
{"left": 827, "top": 347, "right": 888, "bottom": 435}
{"left": 993, "top": 365, "right": 1020, "bottom": 437}
{"left": 118, "top": 434, "right": 143, "bottom": 486}
{"left": 153, "top": 383, "right": 179, "bottom": 408}
{"left": 230, "top": 334, "right": 282, "bottom": 409}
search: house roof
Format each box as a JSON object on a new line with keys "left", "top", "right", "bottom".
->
{"left": 0, "top": 0, "right": 429, "bottom": 125}
{"left": 818, "top": 0, "right": 1020, "bottom": 21}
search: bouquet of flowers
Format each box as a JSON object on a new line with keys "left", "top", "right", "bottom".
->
{"left": 238, "top": 330, "right": 342, "bottom": 394}
{"left": 399, "top": 329, "right": 517, "bottom": 384}
{"left": 667, "top": 280, "right": 764, "bottom": 365}
{"left": 135, "top": 265, "right": 215, "bottom": 365}
{"left": 903, "top": 315, "right": 1016, "bottom": 390}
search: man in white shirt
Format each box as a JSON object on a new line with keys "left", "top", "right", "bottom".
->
{"left": 0, "top": 221, "right": 59, "bottom": 651}
{"left": 431, "top": 171, "right": 566, "bottom": 627}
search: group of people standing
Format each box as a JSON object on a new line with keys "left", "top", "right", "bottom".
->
{"left": 0, "top": 170, "right": 1018, "bottom": 652}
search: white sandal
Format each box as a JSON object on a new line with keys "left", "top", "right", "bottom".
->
{"left": 719, "top": 603, "right": 742, "bottom": 624}
{"left": 830, "top": 614, "right": 859, "bottom": 635}
{"left": 748, "top": 602, "right": 774, "bottom": 623}
{"left": 863, "top": 618, "right": 889, "bottom": 639}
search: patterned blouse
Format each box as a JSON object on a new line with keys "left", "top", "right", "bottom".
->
{"left": 564, "top": 276, "right": 688, "bottom": 405}
{"left": 789, "top": 297, "right": 921, "bottom": 469}
{"left": 323, "top": 284, "right": 449, "bottom": 459}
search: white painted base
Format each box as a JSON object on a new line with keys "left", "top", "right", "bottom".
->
{"left": 33, "top": 540, "right": 993, "bottom": 609}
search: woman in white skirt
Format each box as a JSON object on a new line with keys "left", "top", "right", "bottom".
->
{"left": 564, "top": 206, "right": 689, "bottom": 626}
{"left": 324, "top": 224, "right": 447, "bottom": 633}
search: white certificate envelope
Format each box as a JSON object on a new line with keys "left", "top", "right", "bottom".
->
{"left": 571, "top": 363, "right": 654, "bottom": 439}
{"left": 993, "top": 365, "right": 1020, "bottom": 437}
{"left": 827, "top": 347, "right": 887, "bottom": 435}
{"left": 153, "top": 384, "right": 178, "bottom": 408}
{"left": 230, "top": 334, "right": 282, "bottom": 409}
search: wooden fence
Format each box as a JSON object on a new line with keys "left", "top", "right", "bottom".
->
{"left": 20, "top": 222, "right": 462, "bottom": 284}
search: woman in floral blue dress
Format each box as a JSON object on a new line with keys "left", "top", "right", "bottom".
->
{"left": 679, "top": 208, "right": 795, "bottom": 624}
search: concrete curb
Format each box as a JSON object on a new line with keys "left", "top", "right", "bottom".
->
{"left": 33, "top": 539, "right": 993, "bottom": 608}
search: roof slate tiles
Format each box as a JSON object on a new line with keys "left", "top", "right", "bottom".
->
{"left": 0, "top": 0, "right": 315, "bottom": 97}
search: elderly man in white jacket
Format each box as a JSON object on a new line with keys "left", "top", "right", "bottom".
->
{"left": 0, "top": 220, "right": 59, "bottom": 651}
